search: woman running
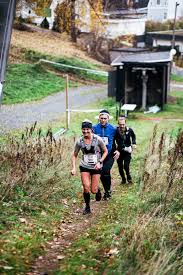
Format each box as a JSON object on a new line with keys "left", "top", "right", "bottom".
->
{"left": 71, "top": 120, "right": 108, "bottom": 215}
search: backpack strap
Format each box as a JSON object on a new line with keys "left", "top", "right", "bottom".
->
{"left": 80, "top": 135, "right": 98, "bottom": 153}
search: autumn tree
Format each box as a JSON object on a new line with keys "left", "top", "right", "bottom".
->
{"left": 54, "top": 1, "right": 72, "bottom": 33}
{"left": 16, "top": 0, "right": 52, "bottom": 17}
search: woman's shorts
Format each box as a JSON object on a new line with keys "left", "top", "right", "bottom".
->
{"left": 79, "top": 166, "right": 101, "bottom": 175}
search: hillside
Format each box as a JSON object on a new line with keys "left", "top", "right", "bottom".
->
{"left": 4, "top": 25, "right": 108, "bottom": 105}
{"left": 9, "top": 27, "right": 106, "bottom": 68}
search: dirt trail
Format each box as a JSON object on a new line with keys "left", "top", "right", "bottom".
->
{"left": 26, "top": 175, "right": 122, "bottom": 274}
{"left": 27, "top": 198, "right": 109, "bottom": 274}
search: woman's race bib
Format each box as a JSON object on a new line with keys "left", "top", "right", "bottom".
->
{"left": 83, "top": 154, "right": 98, "bottom": 165}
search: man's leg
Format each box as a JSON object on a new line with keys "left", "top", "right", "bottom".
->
{"left": 101, "top": 153, "right": 114, "bottom": 199}
{"left": 117, "top": 155, "right": 126, "bottom": 184}
{"left": 91, "top": 174, "right": 102, "bottom": 201}
{"left": 124, "top": 153, "right": 132, "bottom": 183}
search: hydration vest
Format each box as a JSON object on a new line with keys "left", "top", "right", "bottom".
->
{"left": 80, "top": 135, "right": 98, "bottom": 155}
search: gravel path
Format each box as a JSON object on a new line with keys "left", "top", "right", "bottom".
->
{"left": 170, "top": 83, "right": 183, "bottom": 90}
{"left": 0, "top": 85, "right": 107, "bottom": 133}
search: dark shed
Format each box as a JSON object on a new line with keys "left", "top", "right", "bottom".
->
{"left": 109, "top": 50, "right": 172, "bottom": 109}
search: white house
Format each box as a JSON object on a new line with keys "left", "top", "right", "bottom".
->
{"left": 147, "top": 0, "right": 183, "bottom": 22}
{"left": 167, "top": 0, "right": 183, "bottom": 20}
{"left": 102, "top": 18, "right": 146, "bottom": 39}
{"left": 75, "top": 0, "right": 147, "bottom": 39}
{"left": 16, "top": 0, "right": 64, "bottom": 30}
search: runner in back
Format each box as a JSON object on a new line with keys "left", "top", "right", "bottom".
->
{"left": 93, "top": 110, "right": 120, "bottom": 200}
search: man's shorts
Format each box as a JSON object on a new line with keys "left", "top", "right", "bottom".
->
{"left": 79, "top": 166, "right": 101, "bottom": 175}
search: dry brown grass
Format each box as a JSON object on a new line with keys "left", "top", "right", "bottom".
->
{"left": 0, "top": 123, "right": 75, "bottom": 201}
{"left": 9, "top": 28, "right": 105, "bottom": 66}
{"left": 142, "top": 127, "right": 183, "bottom": 198}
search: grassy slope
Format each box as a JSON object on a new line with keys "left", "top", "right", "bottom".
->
{"left": 3, "top": 28, "right": 107, "bottom": 105}
{"left": 0, "top": 93, "right": 182, "bottom": 274}
{"left": 3, "top": 63, "right": 78, "bottom": 104}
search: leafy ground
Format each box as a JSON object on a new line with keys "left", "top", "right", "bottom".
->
{"left": 10, "top": 28, "right": 104, "bottom": 66}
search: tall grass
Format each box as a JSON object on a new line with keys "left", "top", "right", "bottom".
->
{"left": 0, "top": 122, "right": 76, "bottom": 201}
{"left": 0, "top": 124, "right": 82, "bottom": 273}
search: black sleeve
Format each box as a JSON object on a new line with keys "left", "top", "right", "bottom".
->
{"left": 112, "top": 130, "right": 117, "bottom": 152}
{"left": 130, "top": 128, "right": 136, "bottom": 145}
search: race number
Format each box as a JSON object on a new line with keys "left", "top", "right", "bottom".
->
{"left": 83, "top": 154, "right": 98, "bottom": 165}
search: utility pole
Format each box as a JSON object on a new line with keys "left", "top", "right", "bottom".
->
{"left": 172, "top": 1, "right": 180, "bottom": 49}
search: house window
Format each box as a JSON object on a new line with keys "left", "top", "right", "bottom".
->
{"left": 164, "top": 12, "right": 167, "bottom": 19}
{"left": 28, "top": 10, "right": 31, "bottom": 14}
{"left": 157, "top": 0, "right": 160, "bottom": 4}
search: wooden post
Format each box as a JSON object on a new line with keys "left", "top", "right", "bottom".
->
{"left": 65, "top": 74, "right": 69, "bottom": 130}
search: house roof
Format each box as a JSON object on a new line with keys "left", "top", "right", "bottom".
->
{"left": 110, "top": 48, "right": 150, "bottom": 62}
{"left": 111, "top": 51, "right": 172, "bottom": 66}
{"left": 103, "top": 0, "right": 149, "bottom": 11}
{"left": 147, "top": 30, "right": 183, "bottom": 41}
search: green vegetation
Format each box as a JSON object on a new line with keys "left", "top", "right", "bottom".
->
{"left": 171, "top": 74, "right": 183, "bottom": 82}
{"left": 0, "top": 90, "right": 182, "bottom": 273}
{"left": 25, "top": 49, "right": 107, "bottom": 83}
{"left": 3, "top": 50, "right": 107, "bottom": 104}
{"left": 3, "top": 63, "right": 78, "bottom": 104}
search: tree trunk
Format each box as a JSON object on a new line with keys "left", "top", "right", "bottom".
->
{"left": 70, "top": 0, "right": 76, "bottom": 42}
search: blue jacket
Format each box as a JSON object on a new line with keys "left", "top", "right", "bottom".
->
{"left": 93, "top": 123, "right": 116, "bottom": 154}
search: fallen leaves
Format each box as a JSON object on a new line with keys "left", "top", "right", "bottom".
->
{"left": 105, "top": 248, "right": 119, "bottom": 258}
{"left": 19, "top": 217, "right": 28, "bottom": 224}
{"left": 57, "top": 255, "right": 65, "bottom": 260}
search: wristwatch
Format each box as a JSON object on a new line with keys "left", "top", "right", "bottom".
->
{"left": 99, "top": 160, "right": 103, "bottom": 164}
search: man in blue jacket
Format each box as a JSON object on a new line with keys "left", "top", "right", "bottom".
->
{"left": 93, "top": 110, "right": 120, "bottom": 200}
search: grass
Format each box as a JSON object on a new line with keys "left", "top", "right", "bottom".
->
{"left": 54, "top": 127, "right": 182, "bottom": 274}
{"left": 171, "top": 74, "right": 183, "bottom": 82}
{"left": 0, "top": 86, "right": 182, "bottom": 274}
{"left": 3, "top": 63, "right": 78, "bottom": 104}
{"left": 25, "top": 49, "right": 107, "bottom": 83}
{"left": 3, "top": 49, "right": 107, "bottom": 104}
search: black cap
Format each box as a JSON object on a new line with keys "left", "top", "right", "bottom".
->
{"left": 81, "top": 120, "right": 92, "bottom": 129}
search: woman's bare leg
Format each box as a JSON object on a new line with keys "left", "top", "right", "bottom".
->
{"left": 91, "top": 174, "right": 100, "bottom": 193}
{"left": 81, "top": 172, "right": 91, "bottom": 214}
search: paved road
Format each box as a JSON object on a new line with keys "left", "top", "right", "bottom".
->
{"left": 0, "top": 85, "right": 107, "bottom": 133}
{"left": 170, "top": 83, "right": 183, "bottom": 89}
